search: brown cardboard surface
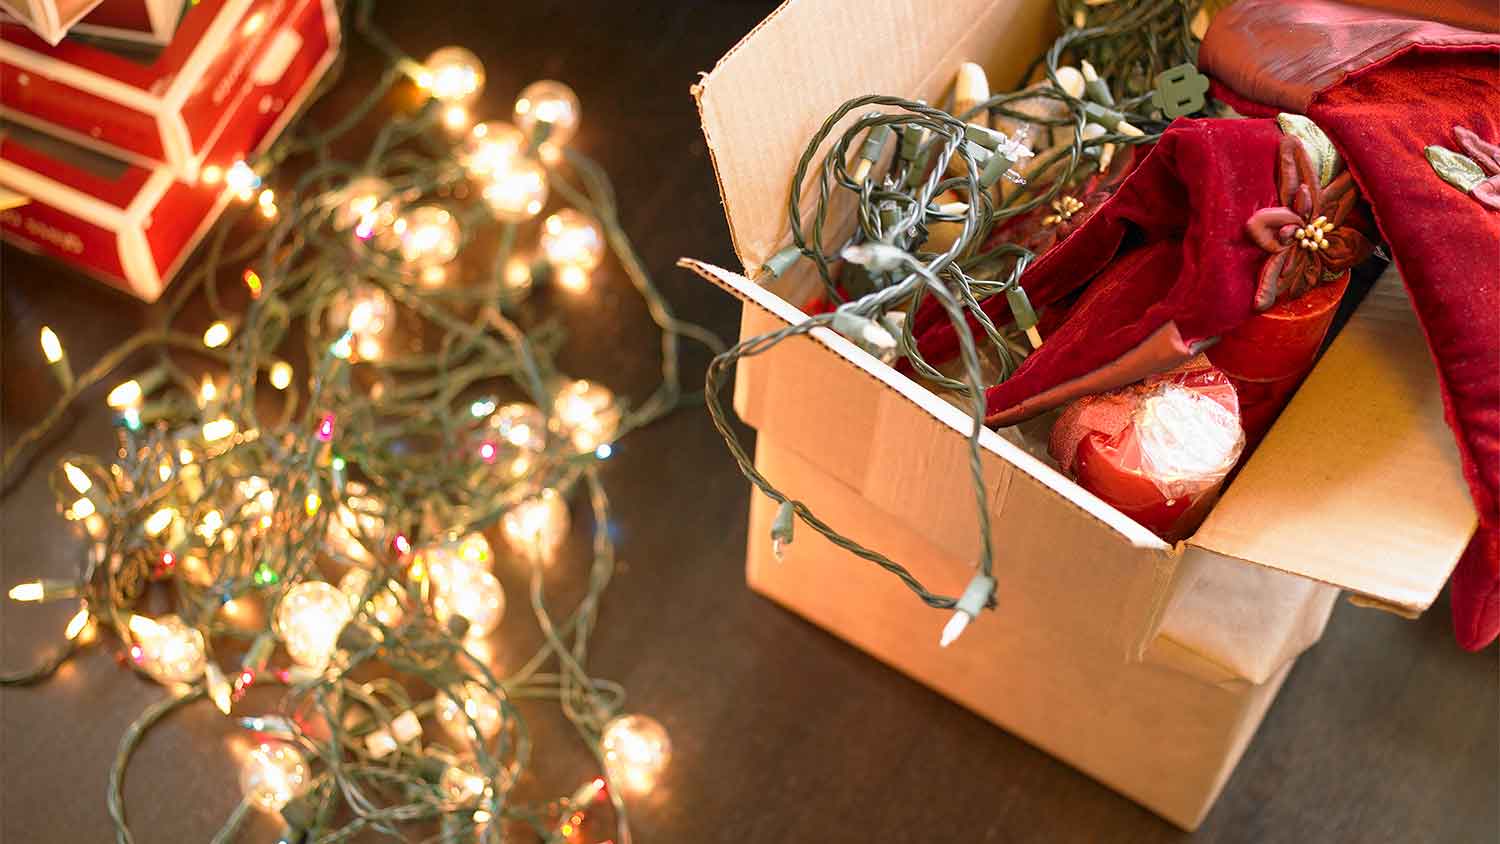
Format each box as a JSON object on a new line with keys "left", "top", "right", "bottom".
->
{"left": 748, "top": 435, "right": 1307, "bottom": 830}
{"left": 693, "top": 0, "right": 1054, "bottom": 273}
{"left": 1190, "top": 266, "right": 1475, "bottom": 615}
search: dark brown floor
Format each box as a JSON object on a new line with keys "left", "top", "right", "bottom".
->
{"left": 2, "top": 2, "right": 1496, "bottom": 842}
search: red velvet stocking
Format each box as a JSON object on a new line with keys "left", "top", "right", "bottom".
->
{"left": 1202, "top": 0, "right": 1499, "bottom": 649}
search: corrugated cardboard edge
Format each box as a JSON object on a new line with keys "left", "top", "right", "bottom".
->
{"left": 1188, "top": 266, "right": 1475, "bottom": 615}
{"left": 680, "top": 256, "right": 1171, "bottom": 555}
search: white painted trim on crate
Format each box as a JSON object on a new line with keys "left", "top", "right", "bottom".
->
{"left": 0, "top": 41, "right": 161, "bottom": 110}
{"left": 160, "top": 0, "right": 256, "bottom": 111}
{"left": 0, "top": 106, "right": 160, "bottom": 169}
{"left": 157, "top": 109, "right": 196, "bottom": 181}
{"left": 117, "top": 221, "right": 161, "bottom": 299}
{"left": 124, "top": 167, "right": 173, "bottom": 227}
{"left": 0, "top": 156, "right": 128, "bottom": 226}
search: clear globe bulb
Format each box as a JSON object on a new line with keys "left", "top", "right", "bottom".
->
{"left": 480, "top": 156, "right": 548, "bottom": 222}
{"left": 460, "top": 121, "right": 527, "bottom": 178}
{"left": 334, "top": 176, "right": 401, "bottom": 238}
{"left": 440, "top": 760, "right": 490, "bottom": 806}
{"left": 513, "top": 80, "right": 581, "bottom": 148}
{"left": 421, "top": 46, "right": 484, "bottom": 105}
{"left": 539, "top": 209, "right": 605, "bottom": 272}
{"left": 437, "top": 680, "right": 505, "bottom": 743}
{"left": 500, "top": 488, "right": 570, "bottom": 561}
{"left": 275, "top": 581, "right": 352, "bottom": 671}
{"left": 240, "top": 742, "right": 310, "bottom": 812}
{"left": 327, "top": 284, "right": 395, "bottom": 361}
{"left": 132, "top": 614, "right": 206, "bottom": 684}
{"left": 600, "top": 713, "right": 671, "bottom": 796}
{"left": 395, "top": 205, "right": 461, "bottom": 268}
{"left": 473, "top": 402, "right": 547, "bottom": 477}
{"left": 338, "top": 568, "right": 405, "bottom": 628}
{"left": 550, "top": 379, "right": 620, "bottom": 452}
{"left": 420, "top": 533, "right": 505, "bottom": 638}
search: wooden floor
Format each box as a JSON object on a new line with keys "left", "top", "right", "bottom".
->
{"left": 2, "top": 2, "right": 1495, "bottom": 841}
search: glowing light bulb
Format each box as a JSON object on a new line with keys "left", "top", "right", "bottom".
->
{"left": 40, "top": 326, "right": 62, "bottom": 363}
{"left": 64, "top": 607, "right": 92, "bottom": 641}
{"left": 441, "top": 104, "right": 472, "bottom": 134}
{"left": 420, "top": 46, "right": 485, "bottom": 104}
{"left": 129, "top": 614, "right": 207, "bottom": 684}
{"left": 433, "top": 564, "right": 506, "bottom": 639}
{"left": 479, "top": 156, "right": 548, "bottom": 222}
{"left": 240, "top": 742, "right": 310, "bottom": 812}
{"left": 274, "top": 581, "right": 352, "bottom": 671}
{"left": 600, "top": 713, "right": 671, "bottom": 796}
{"left": 143, "top": 507, "right": 176, "bottom": 537}
{"left": 334, "top": 176, "right": 401, "bottom": 236}
{"left": 500, "top": 489, "right": 570, "bottom": 561}
{"left": 501, "top": 253, "right": 539, "bottom": 303}
{"left": 550, "top": 379, "right": 620, "bottom": 452}
{"left": 63, "top": 462, "right": 91, "bottom": 494}
{"left": 326, "top": 487, "right": 384, "bottom": 564}
{"left": 327, "top": 283, "right": 395, "bottom": 360}
{"left": 70, "top": 497, "right": 96, "bottom": 519}
{"left": 107, "top": 380, "right": 143, "bottom": 409}
{"left": 269, "top": 361, "right": 293, "bottom": 391}
{"left": 395, "top": 205, "right": 461, "bottom": 268}
{"left": 513, "top": 80, "right": 581, "bottom": 148}
{"left": 203, "top": 321, "right": 233, "bottom": 348}
{"left": 8, "top": 581, "right": 44, "bottom": 601}
{"left": 337, "top": 568, "right": 404, "bottom": 628}
{"left": 473, "top": 402, "right": 546, "bottom": 477}
{"left": 437, "top": 681, "right": 505, "bottom": 743}
{"left": 555, "top": 262, "right": 591, "bottom": 293}
{"left": 203, "top": 417, "right": 237, "bottom": 442}
{"left": 539, "top": 209, "right": 605, "bottom": 272}
{"left": 257, "top": 189, "right": 277, "bottom": 219}
{"left": 440, "top": 761, "right": 490, "bottom": 806}
{"left": 225, "top": 160, "right": 260, "bottom": 201}
{"left": 460, "top": 121, "right": 527, "bottom": 177}
{"left": 206, "top": 662, "right": 233, "bottom": 714}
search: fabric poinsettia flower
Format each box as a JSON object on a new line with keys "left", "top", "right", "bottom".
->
{"left": 1428, "top": 125, "right": 1500, "bottom": 211}
{"left": 1245, "top": 134, "right": 1372, "bottom": 310}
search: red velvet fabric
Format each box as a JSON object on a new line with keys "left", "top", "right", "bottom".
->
{"left": 911, "top": 118, "right": 1291, "bottom": 425}
{"left": 1203, "top": 1, "right": 1500, "bottom": 650}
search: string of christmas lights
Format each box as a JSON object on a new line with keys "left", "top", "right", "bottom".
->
{"left": 703, "top": 0, "right": 1207, "bottom": 646}
{"left": 2, "top": 3, "right": 717, "bottom": 842}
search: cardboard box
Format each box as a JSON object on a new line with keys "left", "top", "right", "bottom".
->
{"left": 0, "top": 0, "right": 103, "bottom": 45}
{"left": 0, "top": 0, "right": 336, "bottom": 299}
{"left": 682, "top": 0, "right": 1477, "bottom": 828}
{"left": 0, "top": 0, "right": 333, "bottom": 180}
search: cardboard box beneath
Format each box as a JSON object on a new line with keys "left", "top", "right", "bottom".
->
{"left": 684, "top": 0, "right": 1478, "bottom": 827}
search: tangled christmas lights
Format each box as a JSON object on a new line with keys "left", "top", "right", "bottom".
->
{"left": 2, "top": 3, "right": 718, "bottom": 842}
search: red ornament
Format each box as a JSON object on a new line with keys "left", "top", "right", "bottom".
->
{"left": 1051, "top": 361, "right": 1245, "bottom": 541}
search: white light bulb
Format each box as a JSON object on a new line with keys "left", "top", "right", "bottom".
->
{"left": 107, "top": 379, "right": 143, "bottom": 410}
{"left": 334, "top": 176, "right": 402, "bottom": 236}
{"left": 240, "top": 742, "right": 310, "bottom": 812}
{"left": 440, "top": 760, "right": 490, "bottom": 806}
{"left": 437, "top": 681, "right": 505, "bottom": 743}
{"left": 396, "top": 205, "right": 461, "bottom": 268}
{"left": 501, "top": 253, "right": 539, "bottom": 303}
{"left": 539, "top": 209, "right": 605, "bottom": 272}
{"left": 513, "top": 80, "right": 581, "bottom": 148}
{"left": 460, "top": 121, "right": 527, "bottom": 178}
{"left": 600, "top": 713, "right": 671, "bottom": 796}
{"left": 39, "top": 326, "right": 63, "bottom": 363}
{"left": 500, "top": 489, "right": 570, "bottom": 562}
{"left": 225, "top": 160, "right": 260, "bottom": 200}
{"left": 338, "top": 568, "right": 404, "bottom": 628}
{"left": 421, "top": 46, "right": 485, "bottom": 105}
{"left": 550, "top": 379, "right": 620, "bottom": 453}
{"left": 130, "top": 614, "right": 207, "bottom": 684}
{"left": 325, "top": 486, "right": 384, "bottom": 564}
{"left": 63, "top": 462, "right": 91, "bottom": 494}
{"left": 473, "top": 402, "right": 546, "bottom": 477}
{"left": 480, "top": 157, "right": 548, "bottom": 222}
{"left": 418, "top": 534, "right": 505, "bottom": 638}
{"left": 274, "top": 581, "right": 352, "bottom": 671}
{"left": 269, "top": 361, "right": 293, "bottom": 391}
{"left": 327, "top": 284, "right": 395, "bottom": 361}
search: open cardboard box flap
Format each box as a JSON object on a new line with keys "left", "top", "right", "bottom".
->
{"left": 687, "top": 0, "right": 1475, "bottom": 617}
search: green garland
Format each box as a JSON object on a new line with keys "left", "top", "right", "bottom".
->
{"left": 1, "top": 2, "right": 719, "bottom": 842}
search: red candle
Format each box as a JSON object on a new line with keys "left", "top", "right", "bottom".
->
{"left": 1207, "top": 270, "right": 1350, "bottom": 447}
{"left": 1050, "top": 361, "right": 1245, "bottom": 541}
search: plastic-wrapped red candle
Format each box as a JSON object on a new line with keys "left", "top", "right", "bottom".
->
{"left": 1050, "top": 361, "right": 1245, "bottom": 541}
{"left": 1206, "top": 270, "right": 1350, "bottom": 448}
